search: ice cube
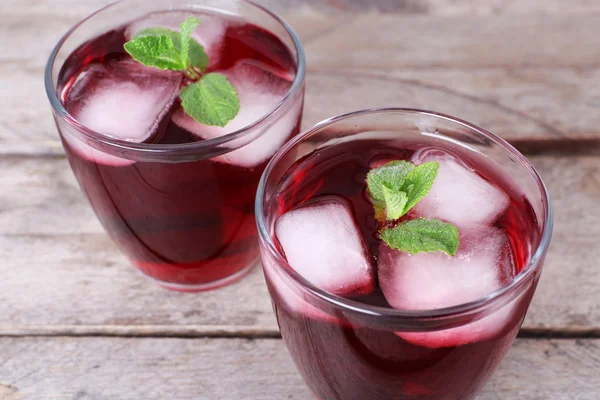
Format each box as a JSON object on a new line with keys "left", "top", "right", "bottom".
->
{"left": 64, "top": 60, "right": 181, "bottom": 166}
{"left": 379, "top": 228, "right": 517, "bottom": 347}
{"left": 262, "top": 254, "right": 343, "bottom": 324}
{"left": 172, "top": 60, "right": 301, "bottom": 168}
{"left": 275, "top": 197, "right": 375, "bottom": 297}
{"left": 125, "top": 11, "right": 230, "bottom": 69}
{"left": 409, "top": 149, "right": 510, "bottom": 228}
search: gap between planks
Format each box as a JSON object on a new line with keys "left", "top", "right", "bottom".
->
{"left": 0, "top": 325, "right": 599, "bottom": 339}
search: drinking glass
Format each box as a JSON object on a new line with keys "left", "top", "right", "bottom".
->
{"left": 256, "top": 109, "right": 552, "bottom": 399}
{"left": 45, "top": 0, "right": 305, "bottom": 291}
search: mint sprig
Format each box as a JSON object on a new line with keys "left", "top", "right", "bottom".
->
{"left": 381, "top": 218, "right": 459, "bottom": 256}
{"left": 367, "top": 160, "right": 438, "bottom": 222}
{"left": 124, "top": 17, "right": 239, "bottom": 127}
{"left": 366, "top": 160, "right": 460, "bottom": 256}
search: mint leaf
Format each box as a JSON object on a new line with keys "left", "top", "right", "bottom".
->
{"left": 382, "top": 185, "right": 408, "bottom": 221}
{"left": 367, "top": 161, "right": 414, "bottom": 202}
{"left": 381, "top": 218, "right": 459, "bottom": 256}
{"left": 403, "top": 162, "right": 439, "bottom": 212}
{"left": 367, "top": 161, "right": 414, "bottom": 222}
{"left": 187, "top": 40, "right": 209, "bottom": 71}
{"left": 134, "top": 27, "right": 179, "bottom": 40}
{"left": 366, "top": 160, "right": 440, "bottom": 221}
{"left": 179, "top": 17, "right": 201, "bottom": 69}
{"left": 180, "top": 73, "right": 240, "bottom": 127}
{"left": 128, "top": 18, "right": 208, "bottom": 72}
{"left": 124, "top": 35, "right": 184, "bottom": 70}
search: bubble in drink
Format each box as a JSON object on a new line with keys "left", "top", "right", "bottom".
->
{"left": 172, "top": 60, "right": 300, "bottom": 168}
{"left": 64, "top": 60, "right": 182, "bottom": 166}
{"left": 410, "top": 148, "right": 510, "bottom": 228}
{"left": 275, "top": 197, "right": 375, "bottom": 296}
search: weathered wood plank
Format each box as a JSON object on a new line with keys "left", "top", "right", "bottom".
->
{"left": 304, "top": 68, "right": 600, "bottom": 140}
{"left": 2, "top": 9, "right": 600, "bottom": 154}
{"left": 521, "top": 156, "right": 600, "bottom": 332}
{"left": 304, "top": 14, "right": 599, "bottom": 70}
{"left": 0, "top": 338, "right": 598, "bottom": 399}
{"left": 4, "top": 0, "right": 600, "bottom": 16}
{"left": 0, "top": 154, "right": 598, "bottom": 333}
{"left": 0, "top": 231, "right": 275, "bottom": 330}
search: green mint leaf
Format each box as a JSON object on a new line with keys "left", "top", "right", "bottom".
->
{"left": 124, "top": 35, "right": 184, "bottom": 70}
{"left": 187, "top": 40, "right": 209, "bottom": 71}
{"left": 134, "top": 27, "right": 179, "bottom": 41}
{"left": 366, "top": 161, "right": 414, "bottom": 202}
{"left": 382, "top": 185, "right": 408, "bottom": 221}
{"left": 179, "top": 17, "right": 201, "bottom": 69}
{"left": 180, "top": 73, "right": 240, "bottom": 127}
{"left": 402, "top": 162, "right": 439, "bottom": 213}
{"left": 366, "top": 160, "right": 440, "bottom": 220}
{"left": 128, "top": 18, "right": 208, "bottom": 72}
{"left": 381, "top": 218, "right": 460, "bottom": 256}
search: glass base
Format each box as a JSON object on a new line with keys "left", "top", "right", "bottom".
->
{"left": 141, "top": 259, "right": 258, "bottom": 292}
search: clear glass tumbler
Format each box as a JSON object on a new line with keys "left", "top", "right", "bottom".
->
{"left": 45, "top": 0, "right": 305, "bottom": 291}
{"left": 256, "top": 109, "right": 552, "bottom": 399}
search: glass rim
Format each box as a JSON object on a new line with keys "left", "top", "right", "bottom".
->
{"left": 256, "top": 107, "right": 554, "bottom": 322}
{"left": 44, "top": 0, "right": 306, "bottom": 156}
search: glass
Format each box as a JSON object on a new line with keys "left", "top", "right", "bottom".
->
{"left": 45, "top": 0, "right": 305, "bottom": 291}
{"left": 256, "top": 109, "right": 553, "bottom": 399}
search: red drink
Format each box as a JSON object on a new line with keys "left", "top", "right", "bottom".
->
{"left": 272, "top": 140, "right": 536, "bottom": 399}
{"left": 48, "top": 5, "right": 305, "bottom": 291}
{"left": 257, "top": 110, "right": 551, "bottom": 399}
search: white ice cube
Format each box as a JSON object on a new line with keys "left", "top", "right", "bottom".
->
{"left": 125, "top": 11, "right": 231, "bottom": 69}
{"left": 379, "top": 228, "right": 517, "bottom": 348}
{"left": 275, "top": 197, "right": 374, "bottom": 296}
{"left": 262, "top": 252, "right": 343, "bottom": 324}
{"left": 172, "top": 60, "right": 301, "bottom": 168}
{"left": 410, "top": 149, "right": 510, "bottom": 228}
{"left": 65, "top": 60, "right": 181, "bottom": 166}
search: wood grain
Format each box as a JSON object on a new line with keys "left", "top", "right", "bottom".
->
{"left": 4, "top": 0, "right": 600, "bottom": 16}
{"left": 303, "top": 68, "right": 600, "bottom": 140}
{"left": 2, "top": 2, "right": 600, "bottom": 155}
{"left": 0, "top": 337, "right": 598, "bottom": 399}
{"left": 0, "top": 231, "right": 275, "bottom": 330}
{"left": 304, "top": 14, "right": 600, "bottom": 70}
{"left": 1, "top": 0, "right": 597, "bottom": 397}
{"left": 0, "top": 154, "right": 598, "bottom": 334}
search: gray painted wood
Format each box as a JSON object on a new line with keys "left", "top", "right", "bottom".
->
{"left": 5, "top": 0, "right": 600, "bottom": 16}
{"left": 0, "top": 338, "right": 598, "bottom": 400}
{"left": 1, "top": 0, "right": 599, "bottom": 397}
{"left": 2, "top": 1, "right": 600, "bottom": 156}
{"left": 0, "top": 154, "right": 597, "bottom": 334}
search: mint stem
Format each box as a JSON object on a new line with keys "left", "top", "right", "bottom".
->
{"left": 184, "top": 66, "right": 203, "bottom": 81}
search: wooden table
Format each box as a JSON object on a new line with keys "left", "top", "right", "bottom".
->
{"left": 2, "top": 0, "right": 600, "bottom": 398}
